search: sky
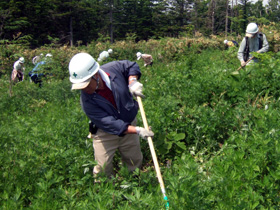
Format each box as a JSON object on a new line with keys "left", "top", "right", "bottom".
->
{"left": 251, "top": 0, "right": 269, "bottom": 6}
{"left": 231, "top": 0, "right": 269, "bottom": 6}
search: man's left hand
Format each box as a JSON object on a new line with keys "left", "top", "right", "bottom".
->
{"left": 129, "top": 81, "right": 145, "bottom": 98}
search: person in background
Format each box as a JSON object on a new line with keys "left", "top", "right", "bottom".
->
{"left": 29, "top": 53, "right": 53, "bottom": 87}
{"left": 45, "top": 53, "right": 52, "bottom": 59}
{"left": 68, "top": 52, "right": 154, "bottom": 179}
{"left": 11, "top": 57, "right": 25, "bottom": 83}
{"left": 237, "top": 22, "right": 269, "bottom": 66}
{"left": 136, "top": 52, "right": 153, "bottom": 67}
{"left": 97, "top": 49, "right": 113, "bottom": 62}
{"left": 32, "top": 53, "right": 44, "bottom": 65}
{"left": 224, "top": 40, "right": 239, "bottom": 48}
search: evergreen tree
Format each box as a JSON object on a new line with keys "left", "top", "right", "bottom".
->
{"left": 1, "top": 0, "right": 279, "bottom": 46}
{"left": 191, "top": 0, "right": 210, "bottom": 35}
{"left": 266, "top": 0, "right": 280, "bottom": 21}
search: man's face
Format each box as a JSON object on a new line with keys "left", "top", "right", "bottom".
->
{"left": 248, "top": 33, "right": 257, "bottom": 39}
{"left": 82, "top": 74, "right": 99, "bottom": 94}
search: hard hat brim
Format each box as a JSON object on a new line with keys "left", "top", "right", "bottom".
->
{"left": 71, "top": 77, "right": 91, "bottom": 90}
{"left": 246, "top": 33, "right": 255, "bottom": 38}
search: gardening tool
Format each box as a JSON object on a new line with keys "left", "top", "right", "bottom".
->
{"left": 231, "top": 56, "right": 255, "bottom": 75}
{"left": 137, "top": 96, "right": 169, "bottom": 209}
{"left": 237, "top": 56, "right": 254, "bottom": 71}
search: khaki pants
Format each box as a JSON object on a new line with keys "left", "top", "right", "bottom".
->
{"left": 92, "top": 119, "right": 143, "bottom": 177}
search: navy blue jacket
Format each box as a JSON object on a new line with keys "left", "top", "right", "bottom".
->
{"left": 81, "top": 60, "right": 142, "bottom": 136}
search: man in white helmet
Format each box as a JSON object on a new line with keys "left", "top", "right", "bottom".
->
{"left": 136, "top": 52, "right": 153, "bottom": 67}
{"left": 237, "top": 22, "right": 269, "bottom": 66}
{"left": 11, "top": 57, "right": 25, "bottom": 82}
{"left": 68, "top": 52, "right": 154, "bottom": 179}
{"left": 32, "top": 53, "right": 44, "bottom": 65}
{"left": 29, "top": 53, "right": 53, "bottom": 87}
{"left": 224, "top": 39, "right": 238, "bottom": 48}
{"left": 97, "top": 49, "right": 113, "bottom": 62}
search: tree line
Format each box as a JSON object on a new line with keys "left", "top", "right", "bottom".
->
{"left": 0, "top": 0, "right": 279, "bottom": 47}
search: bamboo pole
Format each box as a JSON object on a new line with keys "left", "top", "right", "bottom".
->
{"left": 137, "top": 96, "right": 169, "bottom": 209}
{"left": 237, "top": 56, "right": 254, "bottom": 71}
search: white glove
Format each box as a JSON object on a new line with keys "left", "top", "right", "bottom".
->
{"left": 129, "top": 81, "right": 145, "bottom": 98}
{"left": 135, "top": 126, "right": 154, "bottom": 139}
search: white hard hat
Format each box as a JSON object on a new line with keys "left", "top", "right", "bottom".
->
{"left": 19, "top": 57, "right": 25, "bottom": 63}
{"left": 224, "top": 40, "right": 228, "bottom": 44}
{"left": 98, "top": 51, "right": 109, "bottom": 62}
{"left": 108, "top": 49, "right": 113, "bottom": 54}
{"left": 136, "top": 52, "right": 142, "bottom": 60}
{"left": 246, "top": 23, "right": 259, "bottom": 38}
{"left": 46, "top": 53, "right": 52, "bottom": 57}
{"left": 69, "top": 53, "right": 100, "bottom": 90}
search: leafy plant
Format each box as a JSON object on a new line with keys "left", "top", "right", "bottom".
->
{"left": 1, "top": 38, "right": 280, "bottom": 209}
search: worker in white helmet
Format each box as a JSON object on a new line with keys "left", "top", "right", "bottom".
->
{"left": 29, "top": 53, "right": 53, "bottom": 87}
{"left": 43, "top": 53, "right": 53, "bottom": 62}
{"left": 32, "top": 53, "right": 44, "bottom": 65}
{"left": 97, "top": 49, "right": 113, "bottom": 62}
{"left": 136, "top": 52, "right": 153, "bottom": 67}
{"left": 45, "top": 53, "right": 52, "bottom": 58}
{"left": 11, "top": 57, "right": 25, "bottom": 82}
{"left": 237, "top": 22, "right": 269, "bottom": 66}
{"left": 68, "top": 52, "right": 154, "bottom": 179}
{"left": 224, "top": 40, "right": 238, "bottom": 48}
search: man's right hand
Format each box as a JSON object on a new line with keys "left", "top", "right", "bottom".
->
{"left": 241, "top": 60, "right": 246, "bottom": 67}
{"left": 135, "top": 127, "right": 154, "bottom": 139}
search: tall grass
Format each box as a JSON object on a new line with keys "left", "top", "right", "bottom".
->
{"left": 1, "top": 38, "right": 280, "bottom": 209}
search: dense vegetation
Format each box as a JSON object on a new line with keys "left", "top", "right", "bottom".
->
{"left": 1, "top": 0, "right": 280, "bottom": 47}
{"left": 1, "top": 36, "right": 280, "bottom": 208}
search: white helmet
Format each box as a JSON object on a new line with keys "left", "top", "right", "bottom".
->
{"left": 98, "top": 51, "right": 109, "bottom": 62}
{"left": 19, "top": 57, "right": 25, "bottom": 63}
{"left": 224, "top": 40, "right": 228, "bottom": 44}
{"left": 246, "top": 23, "right": 258, "bottom": 37}
{"left": 69, "top": 53, "right": 99, "bottom": 88}
{"left": 108, "top": 49, "right": 113, "bottom": 54}
{"left": 46, "top": 53, "right": 52, "bottom": 57}
{"left": 136, "top": 52, "right": 142, "bottom": 60}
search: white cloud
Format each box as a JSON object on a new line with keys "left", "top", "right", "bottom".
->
{"left": 251, "top": 0, "right": 269, "bottom": 6}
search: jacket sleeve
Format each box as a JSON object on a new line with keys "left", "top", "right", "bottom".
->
{"left": 237, "top": 38, "right": 246, "bottom": 62}
{"left": 102, "top": 60, "right": 142, "bottom": 80}
{"left": 81, "top": 93, "right": 130, "bottom": 136}
{"left": 258, "top": 34, "right": 269, "bottom": 53}
{"left": 125, "top": 60, "right": 142, "bottom": 78}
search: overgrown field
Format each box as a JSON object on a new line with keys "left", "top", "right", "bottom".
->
{"left": 1, "top": 41, "right": 280, "bottom": 209}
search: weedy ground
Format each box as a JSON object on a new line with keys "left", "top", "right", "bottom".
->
{"left": 1, "top": 39, "right": 280, "bottom": 209}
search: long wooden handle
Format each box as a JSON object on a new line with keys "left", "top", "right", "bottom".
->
{"left": 237, "top": 56, "right": 254, "bottom": 71}
{"left": 137, "top": 96, "right": 167, "bottom": 194}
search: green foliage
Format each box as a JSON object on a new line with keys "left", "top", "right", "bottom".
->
{"left": 1, "top": 39, "right": 280, "bottom": 208}
{"left": 96, "top": 33, "right": 111, "bottom": 43}
{"left": 125, "top": 32, "right": 138, "bottom": 42}
{"left": 1, "top": 0, "right": 280, "bottom": 46}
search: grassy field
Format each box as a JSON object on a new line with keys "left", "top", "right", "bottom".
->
{"left": 1, "top": 43, "right": 280, "bottom": 209}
